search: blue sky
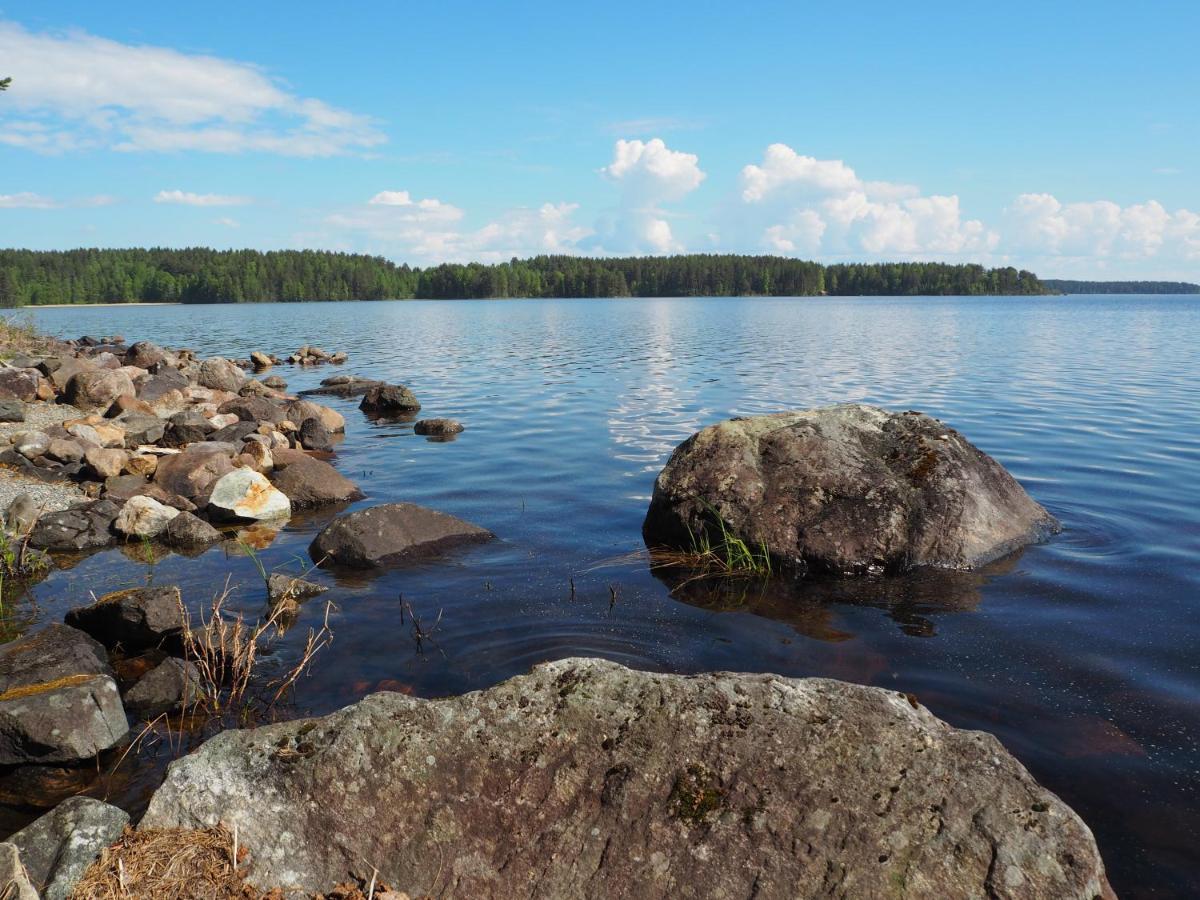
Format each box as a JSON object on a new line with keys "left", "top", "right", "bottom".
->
{"left": 1, "top": 1, "right": 1198, "bottom": 278}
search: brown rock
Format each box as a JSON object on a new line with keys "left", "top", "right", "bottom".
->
{"left": 269, "top": 455, "right": 362, "bottom": 508}
{"left": 153, "top": 445, "right": 235, "bottom": 502}
{"left": 63, "top": 370, "right": 136, "bottom": 413}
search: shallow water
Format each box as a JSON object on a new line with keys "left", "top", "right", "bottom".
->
{"left": 6, "top": 295, "right": 1200, "bottom": 897}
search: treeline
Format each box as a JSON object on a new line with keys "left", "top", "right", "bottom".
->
{"left": 0, "top": 248, "right": 1049, "bottom": 306}
{"left": 1042, "top": 279, "right": 1200, "bottom": 295}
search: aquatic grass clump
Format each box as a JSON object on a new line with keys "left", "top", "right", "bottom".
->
{"left": 648, "top": 503, "right": 773, "bottom": 587}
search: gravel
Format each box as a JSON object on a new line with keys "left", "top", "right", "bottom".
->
{"left": 0, "top": 401, "right": 90, "bottom": 515}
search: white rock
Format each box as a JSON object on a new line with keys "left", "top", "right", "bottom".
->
{"left": 207, "top": 468, "right": 291, "bottom": 521}
{"left": 208, "top": 413, "right": 239, "bottom": 430}
{"left": 114, "top": 495, "right": 180, "bottom": 538}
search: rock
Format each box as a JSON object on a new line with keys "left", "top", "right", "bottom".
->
{"left": 309, "top": 502, "right": 490, "bottom": 568}
{"left": 163, "top": 409, "right": 215, "bottom": 447}
{"left": 297, "top": 417, "right": 334, "bottom": 452}
{"left": 46, "top": 438, "right": 85, "bottom": 464}
{"left": 250, "top": 351, "right": 274, "bottom": 370}
{"left": 63, "top": 370, "right": 136, "bottom": 413}
{"left": 124, "top": 340, "right": 166, "bottom": 368}
{"left": 0, "top": 674, "right": 128, "bottom": 764}
{"left": 83, "top": 447, "right": 127, "bottom": 479}
{"left": 89, "top": 422, "right": 126, "bottom": 448}
{"left": 267, "top": 573, "right": 327, "bottom": 607}
{"left": 154, "top": 445, "right": 235, "bottom": 502}
{"left": 136, "top": 369, "right": 189, "bottom": 402}
{"left": 262, "top": 375, "right": 287, "bottom": 390}
{"left": 206, "top": 413, "right": 239, "bottom": 431}
{"left": 207, "top": 469, "right": 291, "bottom": 522}
{"left": 65, "top": 585, "right": 184, "bottom": 653}
{"left": 123, "top": 453, "right": 158, "bottom": 477}
{"left": 29, "top": 500, "right": 122, "bottom": 551}
{"left": 359, "top": 383, "right": 421, "bottom": 415}
{"left": 114, "top": 412, "right": 165, "bottom": 447}
{"left": 209, "top": 420, "right": 260, "bottom": 444}
{"left": 101, "top": 473, "right": 150, "bottom": 502}
{"left": 106, "top": 393, "right": 156, "bottom": 418}
{"left": 162, "top": 511, "right": 223, "bottom": 547}
{"left": 643, "top": 405, "right": 1062, "bottom": 576}
{"left": 285, "top": 399, "right": 345, "bottom": 433}
{"left": 267, "top": 455, "right": 362, "bottom": 508}
{"left": 0, "top": 625, "right": 113, "bottom": 694}
{"left": 240, "top": 440, "right": 273, "bottom": 473}
{"left": 414, "top": 418, "right": 464, "bottom": 437}
{"left": 0, "top": 399, "right": 25, "bottom": 423}
{"left": 0, "top": 843, "right": 38, "bottom": 900}
{"left": 218, "top": 396, "right": 285, "bottom": 425}
{"left": 196, "top": 357, "right": 245, "bottom": 393}
{"left": 141, "top": 658, "right": 1113, "bottom": 899}
{"left": 3, "top": 494, "right": 39, "bottom": 536}
{"left": 9, "top": 796, "right": 130, "bottom": 900}
{"left": 0, "top": 368, "right": 43, "bottom": 403}
{"left": 12, "top": 431, "right": 50, "bottom": 460}
{"left": 124, "top": 657, "right": 201, "bottom": 716}
{"left": 299, "top": 374, "right": 381, "bottom": 398}
{"left": 113, "top": 495, "right": 180, "bottom": 538}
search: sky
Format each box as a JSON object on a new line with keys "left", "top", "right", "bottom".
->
{"left": 1, "top": 1, "right": 1198, "bottom": 279}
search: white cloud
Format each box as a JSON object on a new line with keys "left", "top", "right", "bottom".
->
{"left": 737, "top": 144, "right": 996, "bottom": 257}
{"left": 0, "top": 192, "right": 58, "bottom": 209}
{"left": 154, "top": 190, "right": 251, "bottom": 207}
{"left": 214, "top": 217, "right": 240, "bottom": 228}
{"left": 1004, "top": 193, "right": 1200, "bottom": 264}
{"left": 602, "top": 138, "right": 705, "bottom": 201}
{"left": 0, "top": 21, "right": 384, "bottom": 156}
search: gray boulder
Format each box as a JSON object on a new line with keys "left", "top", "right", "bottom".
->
{"left": 64, "top": 585, "right": 184, "bottom": 654}
{"left": 0, "top": 624, "right": 113, "bottom": 694}
{"left": 113, "top": 412, "right": 166, "bottom": 447}
{"left": 63, "top": 370, "right": 135, "bottom": 413}
{"left": 299, "top": 374, "right": 382, "bottom": 398}
{"left": 0, "top": 843, "right": 38, "bottom": 899}
{"left": 29, "top": 500, "right": 122, "bottom": 551}
{"left": 196, "top": 357, "right": 245, "bottom": 393}
{"left": 217, "top": 396, "right": 285, "bottom": 425}
{"left": 267, "top": 572, "right": 327, "bottom": 607}
{"left": 142, "top": 658, "right": 1112, "bottom": 899}
{"left": 0, "top": 369, "right": 43, "bottom": 403}
{"left": 162, "top": 409, "right": 214, "bottom": 447}
{"left": 414, "top": 417, "right": 464, "bottom": 437}
{"left": 643, "top": 404, "right": 1061, "bottom": 575}
{"left": 9, "top": 796, "right": 129, "bottom": 900}
{"left": 0, "top": 399, "right": 26, "bottom": 423}
{"left": 0, "top": 674, "right": 128, "bottom": 764}
{"left": 124, "top": 657, "right": 202, "bottom": 717}
{"left": 161, "top": 510, "right": 223, "bottom": 547}
{"left": 358, "top": 383, "right": 421, "bottom": 415}
{"left": 284, "top": 399, "right": 344, "bottom": 434}
{"left": 124, "top": 340, "right": 165, "bottom": 368}
{"left": 136, "top": 368, "right": 189, "bottom": 402}
{"left": 268, "top": 455, "right": 364, "bottom": 508}
{"left": 297, "top": 417, "right": 334, "bottom": 452}
{"left": 309, "top": 502, "right": 491, "bottom": 568}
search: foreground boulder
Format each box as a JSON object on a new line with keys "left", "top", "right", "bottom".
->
{"left": 64, "top": 586, "right": 184, "bottom": 654}
{"left": 0, "top": 674, "right": 128, "bottom": 764}
{"left": 643, "top": 404, "right": 1061, "bottom": 575}
{"left": 10, "top": 797, "right": 129, "bottom": 900}
{"left": 0, "top": 625, "right": 113, "bottom": 694}
{"left": 29, "top": 500, "right": 122, "bottom": 551}
{"left": 309, "top": 502, "right": 491, "bottom": 568}
{"left": 142, "top": 658, "right": 1112, "bottom": 898}
{"left": 358, "top": 383, "right": 420, "bottom": 416}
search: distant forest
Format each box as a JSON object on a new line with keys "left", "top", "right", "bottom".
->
{"left": 0, "top": 248, "right": 1050, "bottom": 305}
{"left": 1042, "top": 279, "right": 1200, "bottom": 295}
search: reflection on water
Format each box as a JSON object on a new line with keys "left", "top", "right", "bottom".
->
{"left": 4, "top": 295, "right": 1199, "bottom": 898}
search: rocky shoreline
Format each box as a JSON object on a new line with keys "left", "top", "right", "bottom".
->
{"left": 0, "top": 330, "right": 1112, "bottom": 898}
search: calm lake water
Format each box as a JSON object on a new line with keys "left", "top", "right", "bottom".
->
{"left": 5, "top": 295, "right": 1199, "bottom": 897}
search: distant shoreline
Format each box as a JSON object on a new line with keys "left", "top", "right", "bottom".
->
{"left": 19, "top": 302, "right": 183, "bottom": 309}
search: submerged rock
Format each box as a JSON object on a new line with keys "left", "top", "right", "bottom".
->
{"left": 142, "top": 657, "right": 1112, "bottom": 899}
{"left": 413, "top": 417, "right": 464, "bottom": 437}
{"left": 643, "top": 404, "right": 1061, "bottom": 575}
{"left": 124, "top": 657, "right": 201, "bottom": 717}
{"left": 9, "top": 796, "right": 130, "bottom": 900}
{"left": 266, "top": 572, "right": 327, "bottom": 607}
{"left": 309, "top": 502, "right": 491, "bottom": 568}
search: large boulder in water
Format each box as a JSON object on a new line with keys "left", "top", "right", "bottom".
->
{"left": 643, "top": 404, "right": 1060, "bottom": 575}
{"left": 309, "top": 502, "right": 491, "bottom": 568}
{"left": 268, "top": 455, "right": 363, "bottom": 508}
{"left": 64, "top": 586, "right": 185, "bottom": 654}
{"left": 141, "top": 657, "right": 1112, "bottom": 898}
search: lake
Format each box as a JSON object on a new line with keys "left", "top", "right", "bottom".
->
{"left": 7, "top": 295, "right": 1200, "bottom": 897}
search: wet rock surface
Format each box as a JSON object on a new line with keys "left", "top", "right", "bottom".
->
{"left": 359, "top": 383, "right": 421, "bottom": 415}
{"left": 309, "top": 502, "right": 492, "bottom": 568}
{"left": 142, "top": 657, "right": 1113, "bottom": 899}
{"left": 0, "top": 625, "right": 113, "bottom": 694}
{"left": 643, "top": 404, "right": 1061, "bottom": 575}
{"left": 0, "top": 673, "right": 128, "bottom": 765}
{"left": 64, "top": 586, "right": 185, "bottom": 654}
{"left": 124, "top": 657, "right": 201, "bottom": 717}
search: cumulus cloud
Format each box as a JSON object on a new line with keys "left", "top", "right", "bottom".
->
{"left": 0, "top": 192, "right": 58, "bottom": 209}
{"left": 154, "top": 190, "right": 251, "bottom": 207}
{"left": 1004, "top": 193, "right": 1200, "bottom": 262}
{"left": 0, "top": 21, "right": 384, "bottom": 156}
{"left": 737, "top": 143, "right": 996, "bottom": 257}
